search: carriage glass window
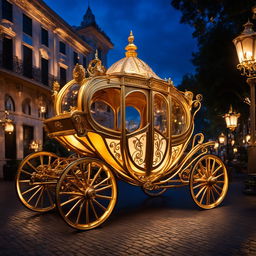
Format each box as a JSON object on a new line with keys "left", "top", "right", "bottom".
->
{"left": 125, "top": 91, "right": 147, "bottom": 133}
{"left": 61, "top": 83, "right": 80, "bottom": 112}
{"left": 90, "top": 88, "right": 120, "bottom": 130}
{"left": 154, "top": 94, "right": 167, "bottom": 136}
{"left": 171, "top": 98, "right": 186, "bottom": 135}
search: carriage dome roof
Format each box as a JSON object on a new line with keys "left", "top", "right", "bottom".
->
{"left": 106, "top": 31, "right": 161, "bottom": 80}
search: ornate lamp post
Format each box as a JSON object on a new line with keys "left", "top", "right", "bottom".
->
{"left": 233, "top": 20, "right": 256, "bottom": 192}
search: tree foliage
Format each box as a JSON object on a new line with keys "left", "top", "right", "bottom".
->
{"left": 172, "top": 0, "right": 255, "bottom": 137}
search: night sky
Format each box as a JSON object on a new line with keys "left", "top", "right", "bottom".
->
{"left": 44, "top": 0, "right": 197, "bottom": 85}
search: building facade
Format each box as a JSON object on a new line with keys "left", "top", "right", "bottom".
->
{"left": 0, "top": 0, "right": 113, "bottom": 177}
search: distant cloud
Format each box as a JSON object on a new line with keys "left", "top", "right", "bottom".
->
{"left": 44, "top": 0, "right": 197, "bottom": 85}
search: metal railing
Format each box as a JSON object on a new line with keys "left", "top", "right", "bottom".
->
{"left": 0, "top": 54, "right": 55, "bottom": 88}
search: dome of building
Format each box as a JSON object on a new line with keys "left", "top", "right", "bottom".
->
{"left": 106, "top": 31, "right": 161, "bottom": 79}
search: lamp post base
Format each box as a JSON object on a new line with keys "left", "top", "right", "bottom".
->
{"left": 244, "top": 146, "right": 256, "bottom": 194}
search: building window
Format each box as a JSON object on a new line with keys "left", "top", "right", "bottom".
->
{"left": 22, "top": 98, "right": 31, "bottom": 115}
{"left": 23, "top": 125, "right": 33, "bottom": 157}
{"left": 83, "top": 56, "right": 87, "bottom": 67}
{"left": 41, "top": 58, "right": 48, "bottom": 86}
{"left": 59, "top": 67, "right": 66, "bottom": 87}
{"left": 23, "top": 14, "right": 32, "bottom": 36}
{"left": 2, "top": 37, "right": 13, "bottom": 70}
{"left": 59, "top": 41, "right": 66, "bottom": 54}
{"left": 73, "top": 51, "right": 79, "bottom": 65}
{"left": 23, "top": 45, "right": 33, "bottom": 78}
{"left": 2, "top": 0, "right": 13, "bottom": 22}
{"left": 5, "top": 95, "right": 15, "bottom": 112}
{"left": 41, "top": 27, "right": 48, "bottom": 47}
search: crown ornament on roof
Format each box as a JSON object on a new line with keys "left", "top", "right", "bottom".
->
{"left": 125, "top": 31, "right": 138, "bottom": 57}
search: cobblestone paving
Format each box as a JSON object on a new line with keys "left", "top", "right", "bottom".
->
{"left": 0, "top": 179, "right": 255, "bottom": 256}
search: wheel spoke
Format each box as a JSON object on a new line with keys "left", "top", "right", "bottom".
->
{"left": 21, "top": 169, "right": 33, "bottom": 176}
{"left": 199, "top": 186, "right": 208, "bottom": 204}
{"left": 85, "top": 200, "right": 89, "bottom": 224}
{"left": 60, "top": 196, "right": 81, "bottom": 207}
{"left": 35, "top": 187, "right": 44, "bottom": 208}
{"left": 211, "top": 158, "right": 216, "bottom": 175}
{"left": 71, "top": 170, "right": 85, "bottom": 189}
{"left": 66, "top": 177, "right": 84, "bottom": 194}
{"left": 212, "top": 185, "right": 221, "bottom": 196}
{"left": 59, "top": 191, "right": 83, "bottom": 196}
{"left": 94, "top": 176, "right": 110, "bottom": 189}
{"left": 21, "top": 185, "right": 40, "bottom": 196}
{"left": 89, "top": 199, "right": 98, "bottom": 219}
{"left": 214, "top": 184, "right": 223, "bottom": 192}
{"left": 90, "top": 167, "right": 102, "bottom": 186}
{"left": 40, "top": 155, "right": 44, "bottom": 166}
{"left": 206, "top": 188, "right": 210, "bottom": 205}
{"left": 195, "top": 185, "right": 207, "bottom": 199}
{"left": 46, "top": 187, "right": 54, "bottom": 207}
{"left": 210, "top": 188, "right": 216, "bottom": 202}
{"left": 95, "top": 194, "right": 112, "bottom": 200}
{"left": 76, "top": 200, "right": 84, "bottom": 224}
{"left": 198, "top": 162, "right": 206, "bottom": 177}
{"left": 65, "top": 198, "right": 83, "bottom": 218}
{"left": 48, "top": 156, "right": 52, "bottom": 167}
{"left": 215, "top": 173, "right": 224, "bottom": 180}
{"left": 207, "top": 158, "right": 211, "bottom": 177}
{"left": 26, "top": 161, "right": 38, "bottom": 172}
{"left": 18, "top": 179, "right": 31, "bottom": 183}
{"left": 92, "top": 198, "right": 106, "bottom": 211}
{"left": 95, "top": 184, "right": 112, "bottom": 192}
{"left": 212, "top": 166, "right": 222, "bottom": 176}
{"left": 87, "top": 163, "right": 91, "bottom": 183}
{"left": 193, "top": 182, "right": 207, "bottom": 190}
{"left": 27, "top": 186, "right": 43, "bottom": 203}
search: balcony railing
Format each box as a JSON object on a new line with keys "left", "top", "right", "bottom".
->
{"left": 0, "top": 54, "right": 55, "bottom": 88}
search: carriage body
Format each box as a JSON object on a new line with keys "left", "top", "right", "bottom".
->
{"left": 16, "top": 33, "right": 229, "bottom": 230}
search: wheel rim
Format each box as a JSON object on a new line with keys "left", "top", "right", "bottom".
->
{"left": 190, "top": 155, "right": 228, "bottom": 209}
{"left": 16, "top": 152, "right": 59, "bottom": 212}
{"left": 56, "top": 158, "right": 117, "bottom": 230}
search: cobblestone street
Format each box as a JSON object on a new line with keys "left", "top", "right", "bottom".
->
{"left": 0, "top": 178, "right": 256, "bottom": 256}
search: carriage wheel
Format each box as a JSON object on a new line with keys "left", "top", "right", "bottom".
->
{"left": 56, "top": 157, "right": 117, "bottom": 230}
{"left": 16, "top": 152, "right": 59, "bottom": 212}
{"left": 142, "top": 188, "right": 167, "bottom": 197}
{"left": 190, "top": 154, "right": 228, "bottom": 209}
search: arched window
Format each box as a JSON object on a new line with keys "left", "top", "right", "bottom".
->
{"left": 5, "top": 95, "right": 15, "bottom": 112}
{"left": 90, "top": 88, "right": 120, "bottom": 130}
{"left": 22, "top": 98, "right": 31, "bottom": 115}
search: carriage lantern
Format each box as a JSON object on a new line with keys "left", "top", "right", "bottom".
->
{"left": 15, "top": 32, "right": 229, "bottom": 230}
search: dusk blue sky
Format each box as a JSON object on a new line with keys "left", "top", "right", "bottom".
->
{"left": 44, "top": 0, "right": 197, "bottom": 85}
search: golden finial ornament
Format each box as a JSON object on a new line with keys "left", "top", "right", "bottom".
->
{"left": 125, "top": 31, "right": 138, "bottom": 57}
{"left": 73, "top": 63, "right": 86, "bottom": 83}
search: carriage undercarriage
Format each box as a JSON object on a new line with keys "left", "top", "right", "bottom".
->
{"left": 16, "top": 135, "right": 228, "bottom": 230}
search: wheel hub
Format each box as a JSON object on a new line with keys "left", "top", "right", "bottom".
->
{"left": 207, "top": 176, "right": 217, "bottom": 186}
{"left": 84, "top": 187, "right": 95, "bottom": 199}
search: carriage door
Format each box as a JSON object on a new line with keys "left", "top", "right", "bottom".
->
{"left": 152, "top": 94, "right": 168, "bottom": 169}
{"left": 125, "top": 90, "right": 148, "bottom": 173}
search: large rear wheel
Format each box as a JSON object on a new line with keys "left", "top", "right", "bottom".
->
{"left": 56, "top": 158, "right": 117, "bottom": 230}
{"left": 16, "top": 152, "right": 60, "bottom": 212}
{"left": 190, "top": 154, "right": 228, "bottom": 209}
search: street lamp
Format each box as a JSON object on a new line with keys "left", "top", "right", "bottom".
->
{"left": 219, "top": 133, "right": 226, "bottom": 144}
{"left": 224, "top": 105, "right": 240, "bottom": 131}
{"left": 233, "top": 19, "right": 256, "bottom": 193}
{"left": 0, "top": 111, "right": 14, "bottom": 134}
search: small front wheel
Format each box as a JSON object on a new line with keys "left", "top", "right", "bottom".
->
{"left": 56, "top": 158, "right": 117, "bottom": 230}
{"left": 190, "top": 154, "right": 228, "bottom": 209}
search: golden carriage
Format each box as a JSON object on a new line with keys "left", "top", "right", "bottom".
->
{"left": 15, "top": 32, "right": 228, "bottom": 230}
